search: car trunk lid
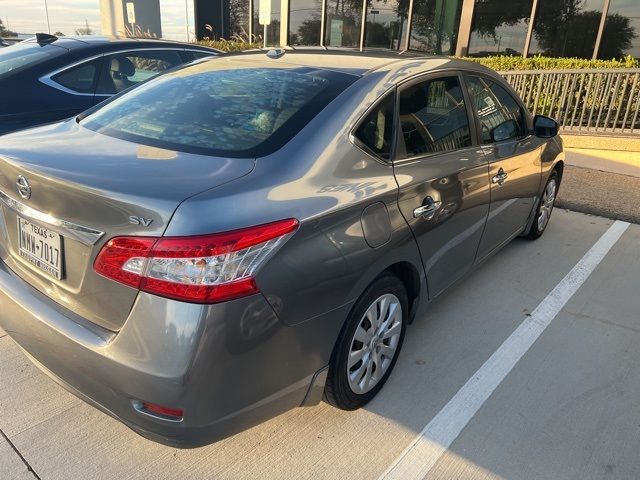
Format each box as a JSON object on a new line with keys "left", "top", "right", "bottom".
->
{"left": 0, "top": 121, "right": 255, "bottom": 331}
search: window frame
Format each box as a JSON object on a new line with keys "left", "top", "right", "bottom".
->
{"left": 462, "top": 72, "right": 533, "bottom": 146}
{"left": 393, "top": 70, "right": 480, "bottom": 163}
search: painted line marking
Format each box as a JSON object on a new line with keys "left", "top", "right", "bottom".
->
{"left": 379, "top": 220, "right": 630, "bottom": 480}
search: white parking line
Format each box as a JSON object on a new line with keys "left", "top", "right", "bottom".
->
{"left": 379, "top": 220, "right": 630, "bottom": 480}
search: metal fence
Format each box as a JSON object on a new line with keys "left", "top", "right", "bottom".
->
{"left": 500, "top": 69, "right": 640, "bottom": 136}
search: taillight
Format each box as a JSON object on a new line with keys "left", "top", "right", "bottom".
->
{"left": 94, "top": 219, "right": 298, "bottom": 303}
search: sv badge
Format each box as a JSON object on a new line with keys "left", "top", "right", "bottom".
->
{"left": 129, "top": 215, "right": 153, "bottom": 227}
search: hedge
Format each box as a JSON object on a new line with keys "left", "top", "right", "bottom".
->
{"left": 195, "top": 40, "right": 639, "bottom": 70}
{"left": 467, "top": 54, "right": 639, "bottom": 71}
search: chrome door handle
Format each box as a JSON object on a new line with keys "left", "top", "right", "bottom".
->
{"left": 492, "top": 169, "right": 508, "bottom": 185}
{"left": 413, "top": 198, "right": 442, "bottom": 219}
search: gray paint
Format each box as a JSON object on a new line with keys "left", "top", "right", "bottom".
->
{"left": 0, "top": 52, "right": 564, "bottom": 446}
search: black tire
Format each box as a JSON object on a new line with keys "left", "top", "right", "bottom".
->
{"left": 324, "top": 273, "right": 408, "bottom": 410}
{"left": 525, "top": 171, "right": 559, "bottom": 240}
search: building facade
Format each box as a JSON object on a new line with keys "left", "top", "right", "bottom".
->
{"left": 194, "top": 0, "right": 640, "bottom": 59}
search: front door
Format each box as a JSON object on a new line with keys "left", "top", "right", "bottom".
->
{"left": 393, "top": 73, "right": 491, "bottom": 299}
{"left": 464, "top": 75, "right": 544, "bottom": 262}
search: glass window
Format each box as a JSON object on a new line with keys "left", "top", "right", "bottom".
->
{"left": 599, "top": 0, "right": 640, "bottom": 59}
{"left": 465, "top": 75, "right": 526, "bottom": 144}
{"left": 325, "top": 0, "right": 363, "bottom": 47}
{"left": 354, "top": 94, "right": 395, "bottom": 159}
{"left": 229, "top": 0, "right": 251, "bottom": 39}
{"left": 398, "top": 76, "right": 472, "bottom": 157}
{"left": 97, "top": 50, "right": 183, "bottom": 95}
{"left": 409, "top": 0, "right": 463, "bottom": 55}
{"left": 289, "top": 0, "right": 323, "bottom": 46}
{"left": 82, "top": 63, "right": 357, "bottom": 157}
{"left": 52, "top": 61, "right": 99, "bottom": 94}
{"left": 0, "top": 41, "right": 65, "bottom": 80}
{"left": 529, "top": 0, "right": 604, "bottom": 58}
{"left": 468, "top": 0, "right": 532, "bottom": 56}
{"left": 364, "top": 0, "right": 409, "bottom": 49}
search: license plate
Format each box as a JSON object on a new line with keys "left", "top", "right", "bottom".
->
{"left": 17, "top": 217, "right": 63, "bottom": 279}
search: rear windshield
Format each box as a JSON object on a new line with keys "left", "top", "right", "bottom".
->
{"left": 81, "top": 62, "right": 357, "bottom": 157}
{"left": 0, "top": 42, "right": 66, "bottom": 79}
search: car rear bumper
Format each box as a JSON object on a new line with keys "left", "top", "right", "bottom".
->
{"left": 0, "top": 260, "right": 344, "bottom": 447}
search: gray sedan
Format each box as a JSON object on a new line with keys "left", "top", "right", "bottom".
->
{"left": 0, "top": 51, "right": 563, "bottom": 447}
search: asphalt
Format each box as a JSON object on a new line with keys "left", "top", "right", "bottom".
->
{"left": 1, "top": 210, "right": 639, "bottom": 479}
{"left": 556, "top": 165, "right": 640, "bottom": 225}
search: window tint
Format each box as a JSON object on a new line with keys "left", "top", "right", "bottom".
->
{"left": 466, "top": 75, "right": 526, "bottom": 144}
{"left": 0, "top": 42, "right": 65, "bottom": 80}
{"left": 97, "top": 50, "right": 183, "bottom": 95}
{"left": 82, "top": 65, "right": 356, "bottom": 157}
{"left": 354, "top": 94, "right": 395, "bottom": 159}
{"left": 52, "top": 60, "right": 99, "bottom": 93}
{"left": 398, "top": 76, "right": 472, "bottom": 158}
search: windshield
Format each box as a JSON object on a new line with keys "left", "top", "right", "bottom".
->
{"left": 81, "top": 60, "right": 357, "bottom": 157}
{"left": 0, "top": 41, "right": 66, "bottom": 79}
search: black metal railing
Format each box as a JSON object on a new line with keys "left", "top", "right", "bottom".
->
{"left": 501, "top": 69, "right": 640, "bottom": 136}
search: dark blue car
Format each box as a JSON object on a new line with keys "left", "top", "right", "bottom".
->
{"left": 0, "top": 34, "right": 219, "bottom": 135}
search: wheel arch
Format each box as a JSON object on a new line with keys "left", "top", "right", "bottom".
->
{"left": 384, "top": 261, "right": 422, "bottom": 323}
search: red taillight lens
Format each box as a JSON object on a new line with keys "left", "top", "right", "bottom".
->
{"left": 94, "top": 219, "right": 298, "bottom": 303}
{"left": 139, "top": 401, "right": 183, "bottom": 420}
{"left": 93, "top": 237, "right": 156, "bottom": 288}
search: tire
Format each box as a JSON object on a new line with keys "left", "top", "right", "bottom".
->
{"left": 324, "top": 273, "right": 408, "bottom": 410}
{"left": 525, "top": 171, "right": 559, "bottom": 240}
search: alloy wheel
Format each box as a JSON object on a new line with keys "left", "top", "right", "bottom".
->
{"left": 346, "top": 293, "right": 403, "bottom": 394}
{"left": 537, "top": 178, "right": 557, "bottom": 232}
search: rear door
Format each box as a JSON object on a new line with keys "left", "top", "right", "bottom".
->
{"left": 392, "top": 73, "right": 491, "bottom": 298}
{"left": 464, "top": 74, "right": 543, "bottom": 262}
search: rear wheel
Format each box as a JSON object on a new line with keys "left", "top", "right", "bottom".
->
{"left": 324, "top": 273, "right": 408, "bottom": 410}
{"left": 525, "top": 171, "right": 558, "bottom": 240}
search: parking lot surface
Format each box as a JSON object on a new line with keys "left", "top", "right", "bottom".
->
{"left": 1, "top": 209, "right": 639, "bottom": 480}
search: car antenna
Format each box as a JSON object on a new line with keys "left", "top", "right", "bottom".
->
{"left": 35, "top": 33, "right": 58, "bottom": 45}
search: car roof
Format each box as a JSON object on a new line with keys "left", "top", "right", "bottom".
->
{"left": 22, "top": 35, "right": 218, "bottom": 52}
{"left": 220, "top": 49, "right": 497, "bottom": 78}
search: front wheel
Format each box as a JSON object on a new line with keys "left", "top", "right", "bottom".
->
{"left": 324, "top": 273, "right": 408, "bottom": 410}
{"left": 525, "top": 171, "right": 559, "bottom": 240}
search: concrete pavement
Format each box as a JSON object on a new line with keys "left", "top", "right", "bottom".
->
{"left": 2, "top": 210, "right": 639, "bottom": 479}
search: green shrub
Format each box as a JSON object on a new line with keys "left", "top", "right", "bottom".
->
{"left": 467, "top": 54, "right": 639, "bottom": 71}
{"left": 196, "top": 39, "right": 260, "bottom": 52}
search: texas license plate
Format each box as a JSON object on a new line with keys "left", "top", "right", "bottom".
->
{"left": 17, "top": 217, "right": 63, "bottom": 279}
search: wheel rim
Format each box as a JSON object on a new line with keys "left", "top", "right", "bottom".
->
{"left": 347, "top": 293, "right": 402, "bottom": 395}
{"left": 537, "top": 178, "right": 557, "bottom": 232}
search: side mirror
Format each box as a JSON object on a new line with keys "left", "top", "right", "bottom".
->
{"left": 533, "top": 115, "right": 559, "bottom": 138}
{"left": 490, "top": 119, "right": 518, "bottom": 142}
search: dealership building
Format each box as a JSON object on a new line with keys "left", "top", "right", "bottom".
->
{"left": 191, "top": 0, "right": 639, "bottom": 59}
{"left": 98, "top": 1, "right": 640, "bottom": 60}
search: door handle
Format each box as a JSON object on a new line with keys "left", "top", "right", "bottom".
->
{"left": 492, "top": 169, "right": 508, "bottom": 185}
{"left": 413, "top": 197, "right": 442, "bottom": 219}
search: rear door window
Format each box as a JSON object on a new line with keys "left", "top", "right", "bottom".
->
{"left": 397, "top": 75, "right": 472, "bottom": 158}
{"left": 353, "top": 94, "right": 395, "bottom": 160}
{"left": 51, "top": 59, "right": 100, "bottom": 94}
{"left": 97, "top": 50, "right": 183, "bottom": 95}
